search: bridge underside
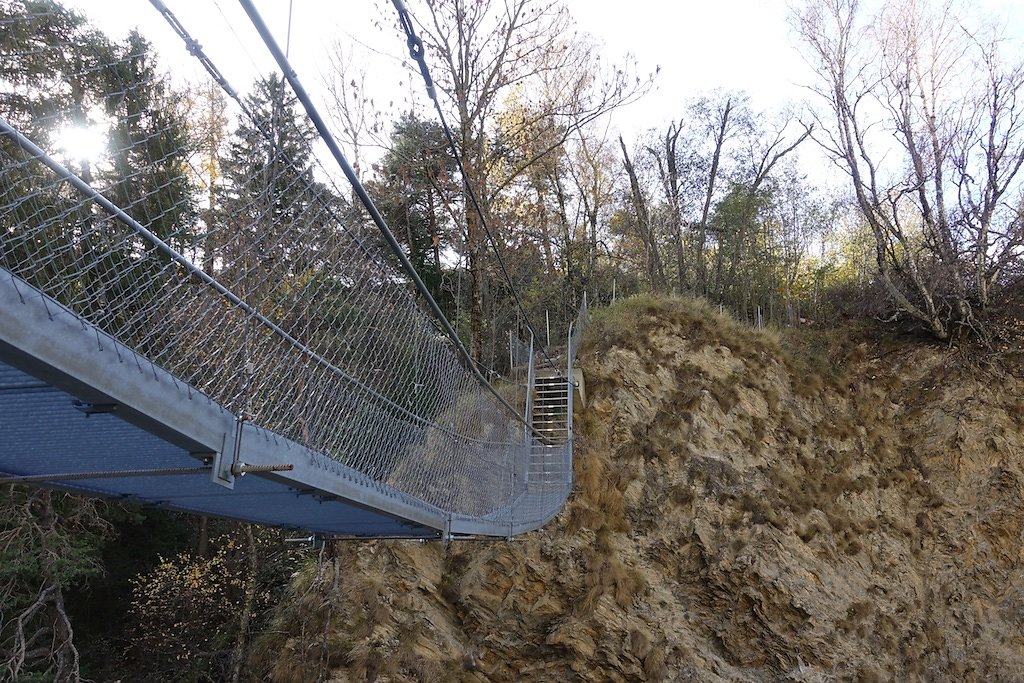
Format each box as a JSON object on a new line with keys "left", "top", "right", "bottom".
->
{"left": 0, "top": 360, "right": 439, "bottom": 538}
{"left": 0, "top": 272, "right": 444, "bottom": 539}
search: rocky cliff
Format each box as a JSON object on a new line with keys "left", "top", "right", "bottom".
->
{"left": 252, "top": 296, "right": 1024, "bottom": 682}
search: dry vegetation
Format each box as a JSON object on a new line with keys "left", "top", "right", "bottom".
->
{"left": 251, "top": 295, "right": 1024, "bottom": 682}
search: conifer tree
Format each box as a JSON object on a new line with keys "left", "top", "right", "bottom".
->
{"left": 370, "top": 113, "right": 459, "bottom": 307}
{"left": 219, "top": 73, "right": 321, "bottom": 282}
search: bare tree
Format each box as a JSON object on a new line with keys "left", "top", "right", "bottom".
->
{"left": 566, "top": 132, "right": 619, "bottom": 297}
{"left": 645, "top": 122, "right": 686, "bottom": 292}
{"left": 718, "top": 111, "right": 813, "bottom": 305}
{"left": 416, "top": 0, "right": 651, "bottom": 358}
{"left": 794, "top": 0, "right": 1024, "bottom": 338}
{"left": 1, "top": 490, "right": 109, "bottom": 682}
{"left": 322, "top": 40, "right": 383, "bottom": 183}
{"left": 695, "top": 95, "right": 737, "bottom": 297}
{"left": 632, "top": 93, "right": 808, "bottom": 307}
{"left": 620, "top": 134, "right": 667, "bottom": 292}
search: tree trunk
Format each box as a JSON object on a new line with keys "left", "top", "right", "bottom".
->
{"left": 427, "top": 190, "right": 442, "bottom": 275}
{"left": 230, "top": 524, "right": 259, "bottom": 683}
{"left": 697, "top": 98, "right": 733, "bottom": 297}
{"left": 198, "top": 515, "right": 209, "bottom": 557}
{"left": 467, "top": 207, "right": 485, "bottom": 362}
{"left": 619, "top": 135, "right": 666, "bottom": 292}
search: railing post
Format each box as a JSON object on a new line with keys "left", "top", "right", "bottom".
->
{"left": 566, "top": 322, "right": 574, "bottom": 450}
{"left": 566, "top": 292, "right": 587, "bottom": 486}
{"left": 525, "top": 330, "right": 535, "bottom": 444}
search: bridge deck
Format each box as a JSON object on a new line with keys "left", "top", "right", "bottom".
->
{"left": 0, "top": 271, "right": 444, "bottom": 538}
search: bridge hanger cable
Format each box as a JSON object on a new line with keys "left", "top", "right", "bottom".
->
{"left": 148, "top": 0, "right": 382, "bottom": 272}
{"left": 141, "top": 0, "right": 536, "bottom": 437}
{"left": 0, "top": 116, "right": 521, "bottom": 448}
{"left": 389, "top": 0, "right": 563, "bottom": 378}
{"left": 225, "top": 0, "right": 539, "bottom": 430}
{"left": 149, "top": 0, "right": 450, "bottom": 336}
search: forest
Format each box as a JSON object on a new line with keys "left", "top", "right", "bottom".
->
{"left": 1, "top": 0, "right": 1023, "bottom": 679}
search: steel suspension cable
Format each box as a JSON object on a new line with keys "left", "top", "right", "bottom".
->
{"left": 231, "top": 0, "right": 537, "bottom": 430}
{"left": 390, "top": 0, "right": 563, "bottom": 377}
{"left": 147, "top": 0, "right": 541, "bottom": 439}
{"left": 0, "top": 117, "right": 501, "bottom": 446}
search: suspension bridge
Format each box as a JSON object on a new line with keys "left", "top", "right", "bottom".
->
{"left": 0, "top": 0, "right": 585, "bottom": 539}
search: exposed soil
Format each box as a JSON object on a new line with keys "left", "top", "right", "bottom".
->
{"left": 253, "top": 296, "right": 1024, "bottom": 683}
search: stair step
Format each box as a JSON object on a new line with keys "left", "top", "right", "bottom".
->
{"left": 530, "top": 364, "right": 572, "bottom": 449}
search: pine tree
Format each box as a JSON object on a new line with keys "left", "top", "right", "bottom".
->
{"left": 219, "top": 73, "right": 320, "bottom": 284}
{"left": 0, "top": 3, "right": 200, "bottom": 679}
{"left": 370, "top": 113, "right": 459, "bottom": 307}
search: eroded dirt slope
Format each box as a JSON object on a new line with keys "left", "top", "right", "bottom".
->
{"left": 253, "top": 296, "right": 1024, "bottom": 683}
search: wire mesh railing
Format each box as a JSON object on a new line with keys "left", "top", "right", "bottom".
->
{"left": 568, "top": 292, "right": 590, "bottom": 365}
{"left": 0, "top": 0, "right": 582, "bottom": 531}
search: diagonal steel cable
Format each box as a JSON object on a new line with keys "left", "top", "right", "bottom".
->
{"left": 0, "top": 0, "right": 582, "bottom": 530}
{"left": 0, "top": 117, "right": 475, "bottom": 443}
{"left": 233, "top": 0, "right": 537, "bottom": 432}
{"left": 390, "top": 0, "right": 563, "bottom": 377}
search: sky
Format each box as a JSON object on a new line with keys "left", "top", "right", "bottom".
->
{"left": 568, "top": 0, "right": 811, "bottom": 126}
{"left": 62, "top": 1, "right": 814, "bottom": 136}
{"left": 55, "top": 0, "right": 1024, "bottom": 174}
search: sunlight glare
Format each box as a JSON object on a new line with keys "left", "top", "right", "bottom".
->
{"left": 54, "top": 124, "right": 107, "bottom": 164}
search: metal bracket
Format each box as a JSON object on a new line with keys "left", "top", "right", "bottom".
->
{"left": 72, "top": 399, "right": 118, "bottom": 416}
{"left": 209, "top": 429, "right": 234, "bottom": 489}
{"left": 284, "top": 534, "right": 323, "bottom": 549}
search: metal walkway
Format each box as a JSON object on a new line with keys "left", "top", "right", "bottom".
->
{"left": 0, "top": 1, "right": 586, "bottom": 539}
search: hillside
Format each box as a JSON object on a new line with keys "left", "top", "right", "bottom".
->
{"left": 251, "top": 296, "right": 1024, "bottom": 682}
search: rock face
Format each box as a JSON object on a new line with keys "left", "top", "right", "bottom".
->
{"left": 254, "top": 297, "right": 1024, "bottom": 683}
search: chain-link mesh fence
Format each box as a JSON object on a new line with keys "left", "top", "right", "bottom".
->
{"left": 0, "top": 0, "right": 582, "bottom": 530}
{"left": 568, "top": 292, "right": 590, "bottom": 363}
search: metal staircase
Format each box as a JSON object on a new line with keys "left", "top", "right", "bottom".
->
{"left": 532, "top": 371, "right": 570, "bottom": 446}
{"left": 525, "top": 366, "right": 571, "bottom": 490}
